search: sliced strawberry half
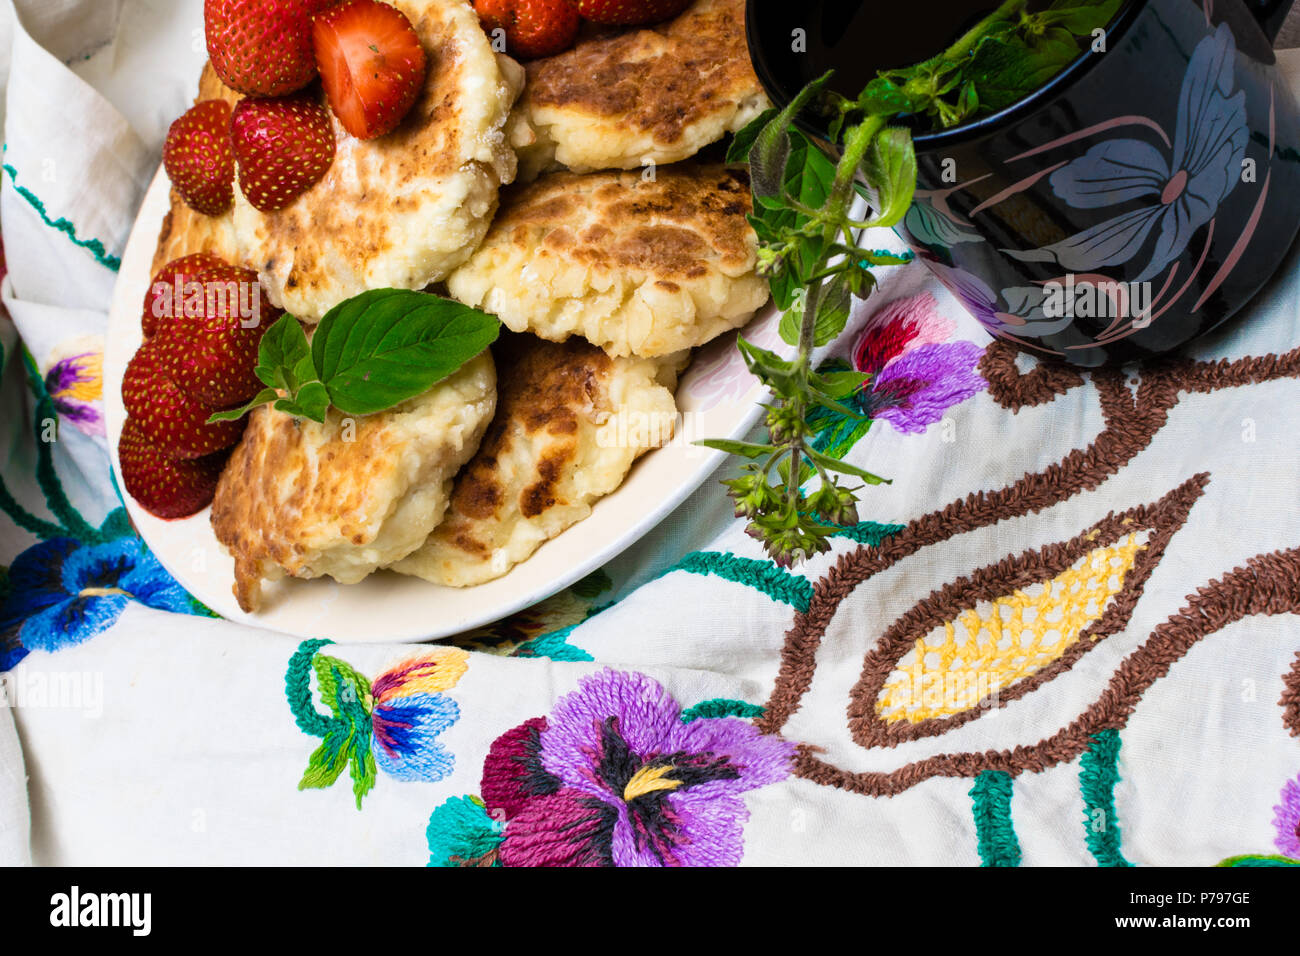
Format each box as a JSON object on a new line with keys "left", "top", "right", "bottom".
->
{"left": 163, "top": 100, "right": 236, "bottom": 217}
{"left": 154, "top": 264, "right": 282, "bottom": 408}
{"left": 121, "top": 342, "right": 246, "bottom": 460}
{"left": 231, "top": 93, "right": 336, "bottom": 212}
{"left": 204, "top": 0, "right": 336, "bottom": 97}
{"left": 142, "top": 253, "right": 228, "bottom": 339}
{"left": 119, "top": 417, "right": 227, "bottom": 520}
{"left": 314, "top": 0, "right": 428, "bottom": 140}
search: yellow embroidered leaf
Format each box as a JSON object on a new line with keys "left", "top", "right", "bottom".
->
{"left": 878, "top": 533, "right": 1146, "bottom": 723}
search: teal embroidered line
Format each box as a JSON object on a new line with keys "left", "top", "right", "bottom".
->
{"left": 670, "top": 551, "right": 813, "bottom": 612}
{"left": 970, "top": 770, "right": 1021, "bottom": 867}
{"left": 514, "top": 623, "right": 594, "bottom": 662}
{"left": 1216, "top": 854, "right": 1300, "bottom": 867}
{"left": 286, "top": 639, "right": 335, "bottom": 738}
{"left": 1079, "top": 729, "right": 1133, "bottom": 867}
{"left": 2, "top": 162, "right": 121, "bottom": 271}
{"left": 832, "top": 521, "right": 905, "bottom": 545}
{"left": 680, "top": 699, "right": 766, "bottom": 723}
{"left": 22, "top": 347, "right": 97, "bottom": 541}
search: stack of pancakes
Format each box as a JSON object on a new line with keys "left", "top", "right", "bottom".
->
{"left": 154, "top": 0, "right": 770, "bottom": 611}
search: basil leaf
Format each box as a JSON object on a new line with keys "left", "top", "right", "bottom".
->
{"left": 311, "top": 289, "right": 500, "bottom": 417}
{"left": 693, "top": 439, "right": 776, "bottom": 458}
{"left": 273, "top": 382, "right": 330, "bottom": 424}
{"left": 255, "top": 314, "right": 314, "bottom": 391}
{"left": 726, "top": 108, "right": 777, "bottom": 164}
{"left": 860, "top": 126, "right": 917, "bottom": 228}
{"left": 207, "top": 387, "right": 277, "bottom": 424}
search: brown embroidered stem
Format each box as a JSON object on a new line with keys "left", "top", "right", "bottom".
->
{"left": 794, "top": 546, "right": 1300, "bottom": 796}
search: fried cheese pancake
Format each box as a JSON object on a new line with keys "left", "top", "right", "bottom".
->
{"left": 151, "top": 63, "right": 243, "bottom": 274}
{"left": 211, "top": 352, "right": 496, "bottom": 612}
{"left": 516, "top": 0, "right": 768, "bottom": 177}
{"left": 232, "top": 0, "right": 527, "bottom": 322}
{"left": 390, "top": 337, "right": 680, "bottom": 587}
{"left": 446, "top": 164, "right": 768, "bottom": 358}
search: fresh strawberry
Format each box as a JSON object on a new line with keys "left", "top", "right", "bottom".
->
{"left": 204, "top": 0, "right": 335, "bottom": 96}
{"left": 153, "top": 264, "right": 281, "bottom": 408}
{"left": 569, "top": 0, "right": 691, "bottom": 26}
{"left": 473, "top": 0, "right": 580, "bottom": 59}
{"left": 119, "top": 417, "right": 227, "bottom": 520}
{"left": 313, "top": 0, "right": 428, "bottom": 140}
{"left": 142, "top": 253, "right": 227, "bottom": 339}
{"left": 162, "top": 100, "right": 236, "bottom": 216}
{"left": 121, "top": 342, "right": 246, "bottom": 459}
{"left": 231, "top": 93, "right": 336, "bottom": 211}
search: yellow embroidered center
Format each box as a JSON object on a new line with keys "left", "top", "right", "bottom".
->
{"left": 623, "top": 764, "right": 684, "bottom": 801}
{"left": 878, "top": 533, "right": 1146, "bottom": 724}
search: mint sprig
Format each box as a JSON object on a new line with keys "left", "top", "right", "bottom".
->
{"left": 208, "top": 289, "right": 500, "bottom": 424}
{"left": 702, "top": 0, "right": 1116, "bottom": 567}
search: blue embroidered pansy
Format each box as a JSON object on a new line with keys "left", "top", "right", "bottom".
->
{"left": 0, "top": 536, "right": 193, "bottom": 671}
{"left": 1009, "top": 23, "right": 1247, "bottom": 281}
{"left": 286, "top": 640, "right": 469, "bottom": 808}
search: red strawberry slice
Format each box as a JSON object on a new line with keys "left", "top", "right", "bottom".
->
{"left": 231, "top": 94, "right": 336, "bottom": 212}
{"left": 204, "top": 0, "right": 335, "bottom": 97}
{"left": 314, "top": 0, "right": 428, "bottom": 140}
{"left": 570, "top": 0, "right": 691, "bottom": 26}
{"left": 163, "top": 100, "right": 236, "bottom": 217}
{"left": 142, "top": 253, "right": 227, "bottom": 339}
{"left": 154, "top": 264, "right": 282, "bottom": 408}
{"left": 119, "top": 417, "right": 227, "bottom": 520}
{"left": 472, "top": 0, "right": 580, "bottom": 60}
{"left": 121, "top": 343, "right": 246, "bottom": 460}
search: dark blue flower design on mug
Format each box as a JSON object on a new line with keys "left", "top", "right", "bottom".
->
{"left": 1008, "top": 23, "right": 1247, "bottom": 282}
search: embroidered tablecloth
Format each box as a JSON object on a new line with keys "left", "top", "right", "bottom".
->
{"left": 2, "top": 0, "right": 1299, "bottom": 867}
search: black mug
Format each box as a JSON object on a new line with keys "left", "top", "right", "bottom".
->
{"left": 747, "top": 0, "right": 1300, "bottom": 365}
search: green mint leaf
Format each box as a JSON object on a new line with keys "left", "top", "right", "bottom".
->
{"left": 811, "top": 274, "right": 852, "bottom": 347}
{"left": 311, "top": 289, "right": 500, "bottom": 417}
{"left": 206, "top": 387, "right": 278, "bottom": 424}
{"left": 255, "top": 314, "right": 314, "bottom": 391}
{"left": 805, "top": 446, "right": 890, "bottom": 485}
{"left": 726, "top": 107, "right": 777, "bottom": 164}
{"left": 860, "top": 126, "right": 917, "bottom": 228}
{"left": 1043, "top": 0, "right": 1121, "bottom": 35}
{"left": 693, "top": 438, "right": 777, "bottom": 458}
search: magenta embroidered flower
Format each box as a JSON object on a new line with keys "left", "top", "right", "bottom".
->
{"left": 1274, "top": 772, "right": 1300, "bottom": 860}
{"left": 479, "top": 669, "right": 794, "bottom": 866}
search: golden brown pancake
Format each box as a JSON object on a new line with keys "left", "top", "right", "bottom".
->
{"left": 150, "top": 63, "right": 243, "bottom": 275}
{"left": 232, "top": 0, "right": 525, "bottom": 322}
{"left": 516, "top": 0, "right": 768, "bottom": 177}
{"left": 211, "top": 351, "right": 496, "bottom": 612}
{"left": 390, "top": 336, "right": 680, "bottom": 587}
{"left": 445, "top": 163, "right": 769, "bottom": 357}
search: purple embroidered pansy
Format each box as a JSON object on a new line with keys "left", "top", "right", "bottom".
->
{"left": 1009, "top": 24, "right": 1247, "bottom": 282}
{"left": 1274, "top": 772, "right": 1300, "bottom": 860}
{"left": 43, "top": 349, "right": 104, "bottom": 437}
{"left": 287, "top": 642, "right": 469, "bottom": 808}
{"left": 1, "top": 536, "right": 193, "bottom": 672}
{"left": 809, "top": 293, "right": 985, "bottom": 453}
{"left": 476, "top": 669, "right": 794, "bottom": 867}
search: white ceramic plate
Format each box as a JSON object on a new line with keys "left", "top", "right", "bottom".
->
{"left": 104, "top": 165, "right": 781, "bottom": 642}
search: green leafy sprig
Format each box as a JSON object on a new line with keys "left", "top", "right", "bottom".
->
{"left": 700, "top": 0, "right": 1119, "bottom": 566}
{"left": 209, "top": 288, "right": 500, "bottom": 424}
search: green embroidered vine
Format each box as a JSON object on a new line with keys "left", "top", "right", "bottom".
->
{"left": 1079, "top": 728, "right": 1133, "bottom": 867}
{"left": 2, "top": 161, "right": 121, "bottom": 271}
{"left": 970, "top": 770, "right": 1022, "bottom": 867}
{"left": 680, "top": 699, "right": 766, "bottom": 723}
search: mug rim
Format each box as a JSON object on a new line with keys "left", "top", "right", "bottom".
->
{"left": 744, "top": 0, "right": 1147, "bottom": 149}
